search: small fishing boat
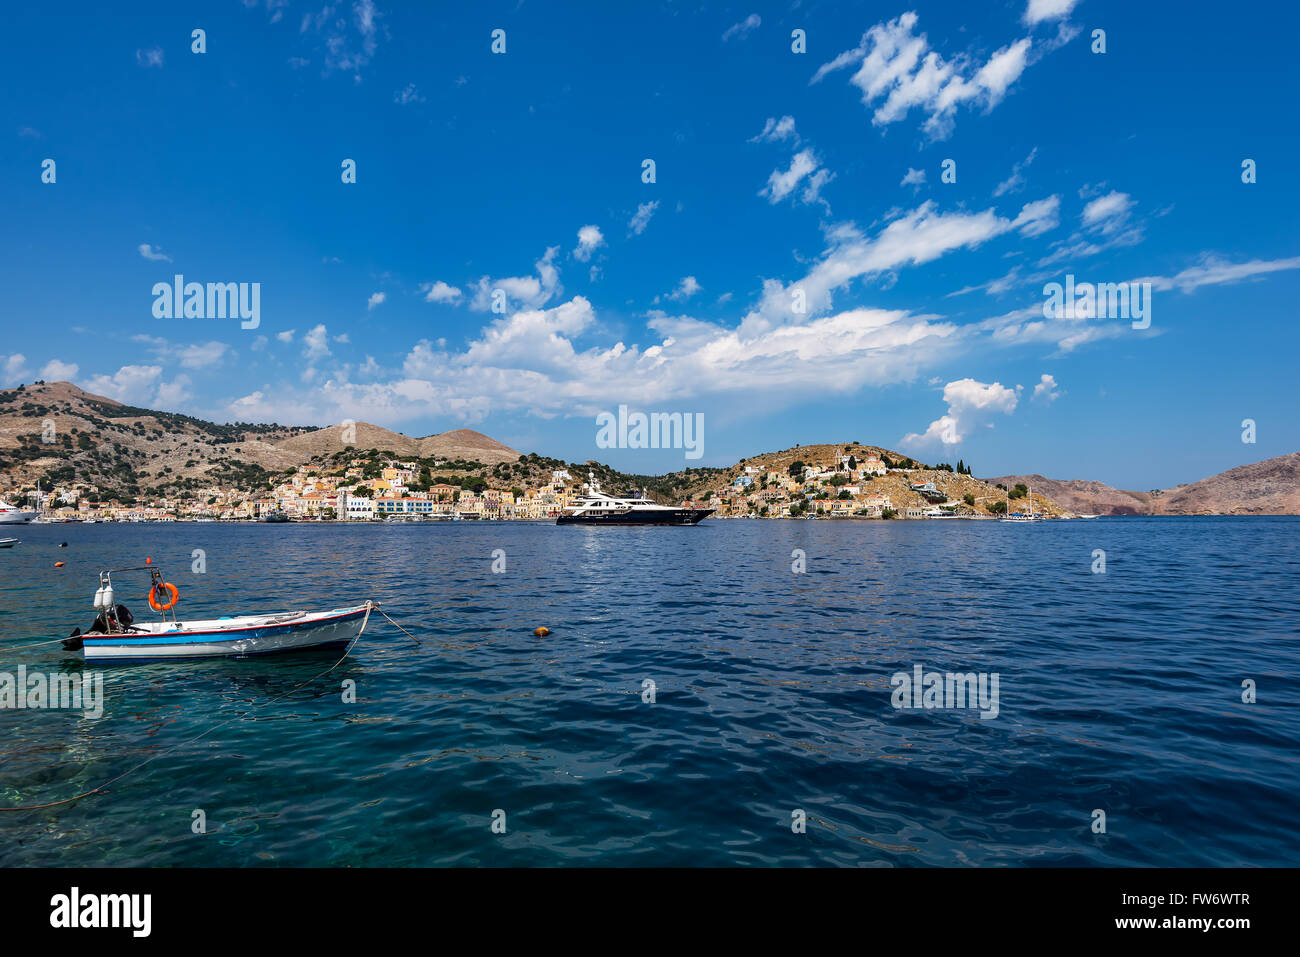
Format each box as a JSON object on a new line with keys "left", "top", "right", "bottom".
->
{"left": 61, "top": 564, "right": 373, "bottom": 661}
{"left": 0, "top": 537, "right": 19, "bottom": 548}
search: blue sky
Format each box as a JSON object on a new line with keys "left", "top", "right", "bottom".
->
{"left": 2, "top": 0, "right": 1297, "bottom": 489}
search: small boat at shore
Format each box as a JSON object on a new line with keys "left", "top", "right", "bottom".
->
{"left": 61, "top": 564, "right": 373, "bottom": 661}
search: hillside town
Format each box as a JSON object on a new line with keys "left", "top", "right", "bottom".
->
{"left": 2, "top": 445, "right": 1054, "bottom": 522}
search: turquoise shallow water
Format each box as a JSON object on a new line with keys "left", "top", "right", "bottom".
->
{"left": 0, "top": 518, "right": 1297, "bottom": 866}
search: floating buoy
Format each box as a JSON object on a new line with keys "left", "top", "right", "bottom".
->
{"left": 533, "top": 627, "right": 550, "bottom": 637}
{"left": 54, "top": 561, "right": 65, "bottom": 567}
{"left": 145, "top": 556, "right": 152, "bottom": 564}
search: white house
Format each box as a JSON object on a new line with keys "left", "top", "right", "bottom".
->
{"left": 342, "top": 492, "right": 375, "bottom": 521}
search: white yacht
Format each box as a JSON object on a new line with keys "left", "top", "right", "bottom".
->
{"left": 557, "top": 474, "right": 715, "bottom": 526}
{"left": 1000, "top": 485, "right": 1044, "bottom": 522}
{"left": 0, "top": 500, "right": 36, "bottom": 524}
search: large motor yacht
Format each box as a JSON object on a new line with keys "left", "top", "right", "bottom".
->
{"left": 0, "top": 500, "right": 36, "bottom": 524}
{"left": 557, "top": 475, "right": 714, "bottom": 526}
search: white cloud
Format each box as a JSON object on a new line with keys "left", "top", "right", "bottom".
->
{"left": 302, "top": 0, "right": 382, "bottom": 78}
{"left": 2, "top": 354, "right": 30, "bottom": 386}
{"left": 303, "top": 324, "right": 331, "bottom": 362}
{"left": 81, "top": 365, "right": 164, "bottom": 405}
{"left": 667, "top": 276, "right": 702, "bottom": 302}
{"left": 129, "top": 335, "right": 229, "bottom": 369}
{"left": 1023, "top": 0, "right": 1082, "bottom": 26}
{"left": 154, "top": 375, "right": 192, "bottom": 408}
{"left": 750, "top": 116, "right": 798, "bottom": 144}
{"left": 470, "top": 246, "right": 561, "bottom": 312}
{"left": 421, "top": 281, "right": 463, "bottom": 304}
{"left": 628, "top": 201, "right": 660, "bottom": 236}
{"left": 38, "top": 359, "right": 78, "bottom": 381}
{"left": 722, "top": 14, "right": 761, "bottom": 42}
{"left": 900, "top": 167, "right": 926, "bottom": 187}
{"left": 572, "top": 224, "right": 605, "bottom": 262}
{"left": 1081, "top": 190, "right": 1134, "bottom": 234}
{"left": 393, "top": 83, "right": 424, "bottom": 105}
{"left": 178, "top": 342, "right": 229, "bottom": 368}
{"left": 138, "top": 243, "right": 172, "bottom": 262}
{"left": 1032, "top": 373, "right": 1060, "bottom": 402}
{"left": 1038, "top": 188, "right": 1143, "bottom": 265}
{"left": 901, "top": 378, "right": 1021, "bottom": 451}
{"left": 135, "top": 47, "right": 164, "bottom": 68}
{"left": 812, "top": 12, "right": 1035, "bottom": 140}
{"left": 747, "top": 196, "right": 1060, "bottom": 331}
{"left": 276, "top": 329, "right": 295, "bottom": 343}
{"left": 367, "top": 291, "right": 386, "bottom": 310}
{"left": 761, "top": 148, "right": 834, "bottom": 206}
{"left": 993, "top": 147, "right": 1037, "bottom": 196}
{"left": 1138, "top": 255, "right": 1300, "bottom": 294}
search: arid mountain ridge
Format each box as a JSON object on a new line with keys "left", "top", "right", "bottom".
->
{"left": 988, "top": 453, "right": 1300, "bottom": 516}
{"left": 0, "top": 381, "right": 1293, "bottom": 514}
{"left": 0, "top": 381, "right": 519, "bottom": 501}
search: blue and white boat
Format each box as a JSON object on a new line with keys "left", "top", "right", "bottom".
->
{"left": 75, "top": 605, "right": 374, "bottom": 662}
{"left": 62, "top": 565, "right": 374, "bottom": 661}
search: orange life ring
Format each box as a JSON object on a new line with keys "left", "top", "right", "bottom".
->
{"left": 149, "top": 581, "right": 180, "bottom": 612}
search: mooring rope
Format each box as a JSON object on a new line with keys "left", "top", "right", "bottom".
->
{"left": 0, "top": 601, "right": 396, "bottom": 813}
{"left": 373, "top": 607, "right": 422, "bottom": 645}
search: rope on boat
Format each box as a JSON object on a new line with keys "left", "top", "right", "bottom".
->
{"left": 4, "top": 636, "right": 82, "bottom": 649}
{"left": 374, "top": 606, "right": 422, "bottom": 646}
{"left": 0, "top": 602, "right": 380, "bottom": 813}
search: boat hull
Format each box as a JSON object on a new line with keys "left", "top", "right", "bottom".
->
{"left": 557, "top": 508, "right": 715, "bottom": 526}
{"left": 79, "top": 605, "right": 372, "bottom": 662}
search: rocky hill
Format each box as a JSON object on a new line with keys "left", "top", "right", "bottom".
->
{"left": 275, "top": 423, "right": 518, "bottom": 465}
{"left": 983, "top": 474, "right": 1156, "bottom": 516}
{"left": 990, "top": 453, "right": 1300, "bottom": 516}
{"left": 1154, "top": 452, "right": 1300, "bottom": 515}
{"left": 0, "top": 381, "right": 517, "bottom": 501}
{"left": 666, "top": 441, "right": 1067, "bottom": 517}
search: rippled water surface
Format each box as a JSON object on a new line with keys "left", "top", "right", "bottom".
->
{"left": 1, "top": 518, "right": 1297, "bottom": 866}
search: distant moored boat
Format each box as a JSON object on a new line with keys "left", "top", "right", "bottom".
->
{"left": 0, "top": 501, "right": 36, "bottom": 524}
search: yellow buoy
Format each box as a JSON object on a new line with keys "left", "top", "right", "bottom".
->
{"left": 533, "top": 627, "right": 550, "bottom": 637}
